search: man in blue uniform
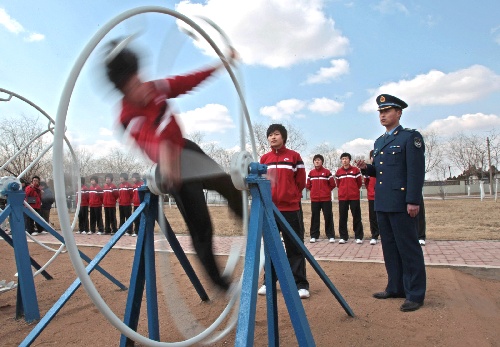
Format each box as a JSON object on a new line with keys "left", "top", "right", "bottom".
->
{"left": 356, "top": 94, "right": 426, "bottom": 312}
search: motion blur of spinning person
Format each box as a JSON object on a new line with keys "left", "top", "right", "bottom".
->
{"left": 104, "top": 38, "right": 242, "bottom": 291}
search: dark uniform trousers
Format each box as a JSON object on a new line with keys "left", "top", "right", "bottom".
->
{"left": 377, "top": 211, "right": 426, "bottom": 303}
{"left": 338, "top": 200, "right": 363, "bottom": 240}
{"left": 310, "top": 200, "right": 335, "bottom": 239}
{"left": 417, "top": 199, "right": 426, "bottom": 240}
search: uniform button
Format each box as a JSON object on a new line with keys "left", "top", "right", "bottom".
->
{"left": 381, "top": 151, "right": 384, "bottom": 154}
{"left": 380, "top": 162, "right": 383, "bottom": 164}
{"left": 401, "top": 188, "right": 405, "bottom": 191}
{"left": 380, "top": 172, "right": 383, "bottom": 174}
{"left": 379, "top": 182, "right": 383, "bottom": 184}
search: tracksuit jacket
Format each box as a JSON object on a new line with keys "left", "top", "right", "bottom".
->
{"left": 260, "top": 146, "right": 306, "bottom": 211}
{"left": 102, "top": 183, "right": 119, "bottom": 208}
{"left": 132, "top": 181, "right": 144, "bottom": 207}
{"left": 88, "top": 184, "right": 103, "bottom": 208}
{"left": 78, "top": 184, "right": 90, "bottom": 207}
{"left": 306, "top": 166, "right": 336, "bottom": 201}
{"left": 118, "top": 182, "right": 134, "bottom": 206}
{"left": 335, "top": 165, "right": 362, "bottom": 201}
{"left": 364, "top": 176, "right": 376, "bottom": 201}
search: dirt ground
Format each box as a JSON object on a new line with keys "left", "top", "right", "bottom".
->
{"left": 1, "top": 199, "right": 500, "bottom": 346}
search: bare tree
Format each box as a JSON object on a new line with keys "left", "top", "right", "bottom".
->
{"left": 447, "top": 133, "right": 489, "bottom": 180}
{"left": 421, "top": 129, "right": 444, "bottom": 175}
{"left": 93, "top": 148, "right": 148, "bottom": 175}
{"left": 0, "top": 114, "right": 52, "bottom": 180}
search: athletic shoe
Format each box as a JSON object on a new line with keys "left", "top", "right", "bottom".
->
{"left": 355, "top": 239, "right": 363, "bottom": 244}
{"left": 298, "top": 289, "right": 310, "bottom": 299}
{"left": 76, "top": 231, "right": 82, "bottom": 234}
{"left": 96, "top": 232, "right": 103, "bottom": 235}
{"left": 125, "top": 232, "right": 131, "bottom": 236}
{"left": 258, "top": 285, "right": 266, "bottom": 295}
{"left": 419, "top": 239, "right": 426, "bottom": 246}
{"left": 81, "top": 231, "right": 86, "bottom": 235}
{"left": 87, "top": 231, "right": 93, "bottom": 235}
{"left": 370, "top": 239, "right": 377, "bottom": 245}
{"left": 329, "top": 238, "right": 335, "bottom": 243}
{"left": 41, "top": 231, "right": 48, "bottom": 234}
{"left": 31, "top": 232, "right": 39, "bottom": 236}
{"left": 309, "top": 238, "right": 316, "bottom": 243}
{"left": 338, "top": 239, "right": 346, "bottom": 244}
{"left": 131, "top": 233, "right": 137, "bottom": 237}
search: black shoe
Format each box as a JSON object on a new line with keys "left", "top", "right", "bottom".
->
{"left": 373, "top": 291, "right": 406, "bottom": 299}
{"left": 400, "top": 300, "right": 423, "bottom": 312}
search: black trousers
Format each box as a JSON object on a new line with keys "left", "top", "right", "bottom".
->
{"left": 104, "top": 207, "right": 118, "bottom": 233}
{"left": 119, "top": 205, "right": 133, "bottom": 233}
{"left": 133, "top": 205, "right": 140, "bottom": 234}
{"left": 417, "top": 199, "right": 426, "bottom": 240}
{"left": 338, "top": 200, "right": 364, "bottom": 240}
{"left": 89, "top": 206, "right": 104, "bottom": 233}
{"left": 26, "top": 208, "right": 43, "bottom": 234}
{"left": 162, "top": 139, "right": 243, "bottom": 290}
{"left": 309, "top": 200, "right": 335, "bottom": 239}
{"left": 376, "top": 211, "right": 426, "bottom": 303}
{"left": 78, "top": 205, "right": 89, "bottom": 232}
{"left": 368, "top": 200, "right": 380, "bottom": 239}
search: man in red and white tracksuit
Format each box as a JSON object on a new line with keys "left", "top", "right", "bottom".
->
{"left": 88, "top": 176, "right": 104, "bottom": 235}
{"left": 102, "top": 173, "right": 119, "bottom": 235}
{"left": 118, "top": 173, "right": 134, "bottom": 236}
{"left": 258, "top": 124, "right": 310, "bottom": 299}
{"left": 77, "top": 177, "right": 90, "bottom": 234}
{"left": 131, "top": 173, "right": 143, "bottom": 236}
{"left": 306, "top": 154, "right": 336, "bottom": 243}
{"left": 335, "top": 152, "right": 364, "bottom": 244}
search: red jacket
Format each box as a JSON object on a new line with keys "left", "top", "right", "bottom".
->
{"left": 78, "top": 184, "right": 90, "bottom": 207}
{"left": 335, "top": 165, "right": 362, "bottom": 201}
{"left": 364, "top": 176, "right": 376, "bottom": 201}
{"left": 306, "top": 166, "right": 335, "bottom": 201}
{"left": 260, "top": 146, "right": 306, "bottom": 211}
{"left": 103, "top": 183, "right": 119, "bottom": 208}
{"left": 118, "top": 182, "right": 134, "bottom": 206}
{"left": 119, "top": 67, "right": 217, "bottom": 164}
{"left": 25, "top": 184, "right": 42, "bottom": 209}
{"left": 132, "top": 180, "right": 144, "bottom": 207}
{"left": 88, "top": 184, "right": 103, "bottom": 208}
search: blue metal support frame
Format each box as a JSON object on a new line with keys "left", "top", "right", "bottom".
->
{"left": 235, "top": 162, "right": 354, "bottom": 346}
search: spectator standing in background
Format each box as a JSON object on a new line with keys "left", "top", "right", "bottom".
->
{"left": 118, "top": 173, "right": 134, "bottom": 236}
{"left": 131, "top": 173, "right": 143, "bottom": 237}
{"left": 364, "top": 150, "right": 380, "bottom": 245}
{"left": 88, "top": 176, "right": 104, "bottom": 235}
{"left": 306, "top": 154, "right": 336, "bottom": 243}
{"left": 39, "top": 181, "right": 55, "bottom": 234}
{"left": 25, "top": 176, "right": 43, "bottom": 236}
{"left": 77, "top": 177, "right": 90, "bottom": 234}
{"left": 102, "top": 173, "right": 119, "bottom": 235}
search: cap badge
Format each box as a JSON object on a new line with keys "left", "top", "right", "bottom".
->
{"left": 380, "top": 96, "right": 386, "bottom": 102}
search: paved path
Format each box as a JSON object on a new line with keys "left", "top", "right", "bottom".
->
{"left": 27, "top": 233, "right": 500, "bottom": 269}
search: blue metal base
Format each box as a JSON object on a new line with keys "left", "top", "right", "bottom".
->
{"left": 235, "top": 164, "right": 354, "bottom": 346}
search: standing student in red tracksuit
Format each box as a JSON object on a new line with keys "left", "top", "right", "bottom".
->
{"left": 104, "top": 40, "right": 242, "bottom": 291}
{"left": 102, "top": 173, "right": 119, "bottom": 235}
{"left": 306, "top": 154, "right": 336, "bottom": 243}
{"left": 77, "top": 177, "right": 90, "bottom": 234}
{"left": 258, "top": 124, "right": 310, "bottom": 299}
{"left": 364, "top": 150, "right": 379, "bottom": 245}
{"left": 118, "top": 173, "right": 134, "bottom": 236}
{"left": 25, "top": 175, "right": 43, "bottom": 235}
{"left": 88, "top": 175, "right": 104, "bottom": 235}
{"left": 131, "top": 173, "right": 143, "bottom": 236}
{"left": 335, "top": 152, "right": 364, "bottom": 244}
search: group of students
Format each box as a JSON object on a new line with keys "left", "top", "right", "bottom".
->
{"left": 77, "top": 173, "right": 144, "bottom": 236}
{"left": 307, "top": 151, "right": 426, "bottom": 246}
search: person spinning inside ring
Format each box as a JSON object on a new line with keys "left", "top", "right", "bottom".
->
{"left": 104, "top": 38, "right": 242, "bottom": 291}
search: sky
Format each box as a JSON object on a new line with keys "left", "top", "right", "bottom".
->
{"left": 1, "top": 0, "right": 500, "bottom": 177}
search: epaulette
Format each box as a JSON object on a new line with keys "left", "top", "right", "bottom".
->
{"left": 376, "top": 133, "right": 385, "bottom": 140}
{"left": 403, "top": 128, "right": 416, "bottom": 132}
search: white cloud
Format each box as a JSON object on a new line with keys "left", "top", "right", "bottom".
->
{"left": 0, "top": 8, "right": 45, "bottom": 42}
{"left": 179, "top": 103, "right": 236, "bottom": 134}
{"left": 260, "top": 99, "right": 306, "bottom": 120}
{"left": 305, "top": 59, "right": 349, "bottom": 84}
{"left": 373, "top": 0, "right": 409, "bottom": 15}
{"left": 308, "top": 98, "right": 344, "bottom": 114}
{"left": 0, "top": 8, "right": 23, "bottom": 33}
{"left": 99, "top": 128, "right": 114, "bottom": 136}
{"left": 339, "top": 138, "right": 374, "bottom": 157}
{"left": 359, "top": 65, "right": 500, "bottom": 112}
{"left": 78, "top": 139, "right": 122, "bottom": 158}
{"left": 25, "top": 32, "right": 45, "bottom": 42}
{"left": 424, "top": 113, "right": 500, "bottom": 137}
{"left": 175, "top": 0, "right": 349, "bottom": 68}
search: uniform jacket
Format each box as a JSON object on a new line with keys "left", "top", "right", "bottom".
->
{"left": 119, "top": 67, "right": 217, "bottom": 164}
{"left": 363, "top": 125, "right": 425, "bottom": 212}
{"left": 260, "top": 146, "right": 306, "bottom": 211}
{"left": 335, "top": 165, "right": 362, "bottom": 201}
{"left": 78, "top": 184, "right": 90, "bottom": 207}
{"left": 118, "top": 182, "right": 134, "bottom": 206}
{"left": 88, "top": 184, "right": 103, "bottom": 208}
{"left": 103, "top": 183, "right": 119, "bottom": 208}
{"left": 306, "top": 166, "right": 335, "bottom": 201}
{"left": 25, "top": 184, "right": 42, "bottom": 209}
{"left": 364, "top": 176, "right": 376, "bottom": 201}
{"left": 132, "top": 180, "right": 144, "bottom": 207}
